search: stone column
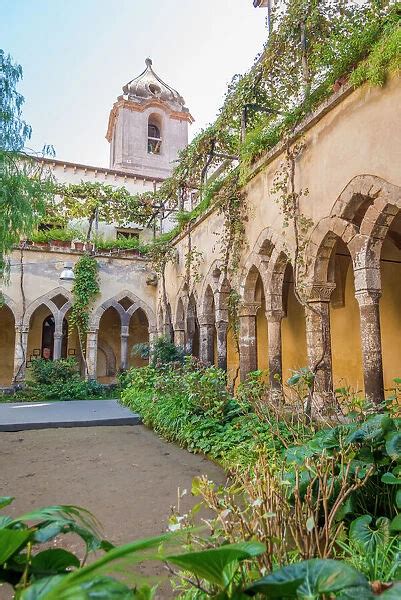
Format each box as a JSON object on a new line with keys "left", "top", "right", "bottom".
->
{"left": 13, "top": 326, "right": 28, "bottom": 383}
{"left": 53, "top": 332, "right": 63, "bottom": 360}
{"left": 174, "top": 328, "right": 186, "bottom": 348}
{"left": 266, "top": 309, "right": 283, "bottom": 391}
{"left": 305, "top": 285, "right": 336, "bottom": 400}
{"left": 355, "top": 289, "right": 384, "bottom": 404}
{"left": 216, "top": 320, "right": 228, "bottom": 372}
{"left": 86, "top": 328, "right": 98, "bottom": 380}
{"left": 120, "top": 325, "right": 129, "bottom": 371}
{"left": 199, "top": 316, "right": 215, "bottom": 364}
{"left": 239, "top": 303, "right": 259, "bottom": 381}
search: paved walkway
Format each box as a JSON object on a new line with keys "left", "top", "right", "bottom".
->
{"left": 0, "top": 399, "right": 140, "bottom": 431}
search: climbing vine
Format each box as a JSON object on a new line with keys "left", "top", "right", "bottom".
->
{"left": 216, "top": 172, "right": 248, "bottom": 278}
{"left": 70, "top": 255, "right": 100, "bottom": 354}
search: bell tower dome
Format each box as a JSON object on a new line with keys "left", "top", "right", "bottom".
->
{"left": 106, "top": 58, "right": 194, "bottom": 179}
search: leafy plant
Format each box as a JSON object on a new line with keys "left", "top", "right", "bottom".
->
{"left": 0, "top": 497, "right": 173, "bottom": 599}
{"left": 0, "top": 49, "right": 54, "bottom": 278}
{"left": 5, "top": 358, "right": 117, "bottom": 402}
{"left": 134, "top": 336, "right": 187, "bottom": 367}
{"left": 70, "top": 254, "right": 100, "bottom": 360}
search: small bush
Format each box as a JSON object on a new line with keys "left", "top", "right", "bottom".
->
{"left": 8, "top": 358, "right": 117, "bottom": 402}
{"left": 30, "top": 357, "right": 79, "bottom": 384}
{"left": 133, "top": 335, "right": 186, "bottom": 367}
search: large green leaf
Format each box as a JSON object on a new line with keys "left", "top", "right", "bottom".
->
{"left": 380, "top": 583, "right": 401, "bottom": 598}
{"left": 381, "top": 473, "right": 401, "bottom": 485}
{"left": 0, "top": 528, "right": 32, "bottom": 564}
{"left": 41, "top": 532, "right": 172, "bottom": 599}
{"left": 390, "top": 514, "right": 401, "bottom": 532}
{"left": 0, "top": 496, "right": 14, "bottom": 510}
{"left": 336, "top": 587, "right": 376, "bottom": 599}
{"left": 349, "top": 515, "right": 390, "bottom": 553}
{"left": 0, "top": 515, "right": 13, "bottom": 529}
{"left": 166, "top": 541, "right": 266, "bottom": 588}
{"left": 386, "top": 431, "right": 401, "bottom": 460}
{"left": 30, "top": 549, "right": 80, "bottom": 576}
{"left": 245, "top": 559, "right": 368, "bottom": 598}
{"left": 345, "top": 414, "right": 393, "bottom": 445}
{"left": 53, "top": 576, "right": 134, "bottom": 599}
{"left": 20, "top": 575, "right": 134, "bottom": 600}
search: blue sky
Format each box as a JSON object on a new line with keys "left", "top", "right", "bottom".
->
{"left": 1, "top": 1, "right": 268, "bottom": 167}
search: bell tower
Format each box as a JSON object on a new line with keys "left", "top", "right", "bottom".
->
{"left": 106, "top": 58, "right": 193, "bottom": 179}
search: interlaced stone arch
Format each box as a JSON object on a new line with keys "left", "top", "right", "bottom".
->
{"left": 22, "top": 287, "right": 72, "bottom": 332}
{"left": 90, "top": 290, "right": 155, "bottom": 330}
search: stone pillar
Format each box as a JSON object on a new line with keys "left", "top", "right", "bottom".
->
{"left": 305, "top": 285, "right": 336, "bottom": 400}
{"left": 86, "top": 329, "right": 98, "bottom": 380}
{"left": 13, "top": 326, "right": 28, "bottom": 383}
{"left": 239, "top": 303, "right": 259, "bottom": 381}
{"left": 216, "top": 320, "right": 228, "bottom": 372}
{"left": 199, "top": 317, "right": 215, "bottom": 365}
{"left": 266, "top": 310, "right": 283, "bottom": 391}
{"left": 355, "top": 289, "right": 384, "bottom": 404}
{"left": 53, "top": 332, "right": 63, "bottom": 360}
{"left": 120, "top": 325, "right": 129, "bottom": 371}
{"left": 174, "top": 328, "right": 186, "bottom": 348}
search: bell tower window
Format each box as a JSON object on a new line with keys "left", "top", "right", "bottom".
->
{"left": 148, "top": 115, "right": 162, "bottom": 155}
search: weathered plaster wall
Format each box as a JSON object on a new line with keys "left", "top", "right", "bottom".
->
{"left": 163, "top": 75, "right": 401, "bottom": 395}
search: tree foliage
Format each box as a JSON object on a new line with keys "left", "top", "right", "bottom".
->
{"left": 54, "top": 181, "right": 154, "bottom": 241}
{"left": 0, "top": 49, "right": 54, "bottom": 278}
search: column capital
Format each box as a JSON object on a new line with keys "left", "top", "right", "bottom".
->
{"left": 239, "top": 302, "right": 260, "bottom": 318}
{"left": 199, "top": 314, "right": 215, "bottom": 327}
{"left": 355, "top": 289, "right": 382, "bottom": 307}
{"left": 15, "top": 325, "right": 29, "bottom": 334}
{"left": 266, "top": 309, "right": 284, "bottom": 323}
{"left": 121, "top": 325, "right": 129, "bottom": 337}
{"left": 215, "top": 309, "right": 228, "bottom": 323}
{"left": 304, "top": 283, "right": 336, "bottom": 303}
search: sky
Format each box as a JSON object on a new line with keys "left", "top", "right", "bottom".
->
{"left": 1, "top": 1, "right": 268, "bottom": 168}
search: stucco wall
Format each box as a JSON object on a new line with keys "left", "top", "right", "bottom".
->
{"left": 162, "top": 74, "right": 401, "bottom": 395}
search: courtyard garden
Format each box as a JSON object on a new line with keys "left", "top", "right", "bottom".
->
{"left": 3, "top": 337, "right": 401, "bottom": 598}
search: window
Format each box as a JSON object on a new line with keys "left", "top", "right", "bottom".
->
{"left": 116, "top": 229, "right": 140, "bottom": 240}
{"left": 148, "top": 116, "right": 162, "bottom": 154}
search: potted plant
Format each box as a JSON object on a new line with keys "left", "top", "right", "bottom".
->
{"left": 31, "top": 231, "right": 50, "bottom": 249}
{"left": 47, "top": 228, "right": 77, "bottom": 250}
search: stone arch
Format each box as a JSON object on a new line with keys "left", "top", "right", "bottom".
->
{"left": 90, "top": 290, "right": 155, "bottom": 331}
{"left": 0, "top": 293, "right": 20, "bottom": 324}
{"left": 186, "top": 292, "right": 200, "bottom": 357}
{"left": 201, "top": 285, "right": 216, "bottom": 322}
{"left": 97, "top": 339, "right": 117, "bottom": 377}
{"left": 175, "top": 297, "right": 185, "bottom": 330}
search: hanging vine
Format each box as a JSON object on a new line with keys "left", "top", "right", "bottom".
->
{"left": 70, "top": 255, "right": 100, "bottom": 364}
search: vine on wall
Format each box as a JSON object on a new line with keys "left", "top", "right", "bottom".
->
{"left": 70, "top": 255, "right": 100, "bottom": 355}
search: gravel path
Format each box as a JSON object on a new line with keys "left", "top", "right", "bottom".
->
{"left": 0, "top": 426, "right": 224, "bottom": 598}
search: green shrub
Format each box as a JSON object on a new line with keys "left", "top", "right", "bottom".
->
{"left": 134, "top": 335, "right": 187, "bottom": 367}
{"left": 121, "top": 361, "right": 296, "bottom": 467}
{"left": 8, "top": 358, "right": 117, "bottom": 402}
{"left": 30, "top": 357, "right": 79, "bottom": 384}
